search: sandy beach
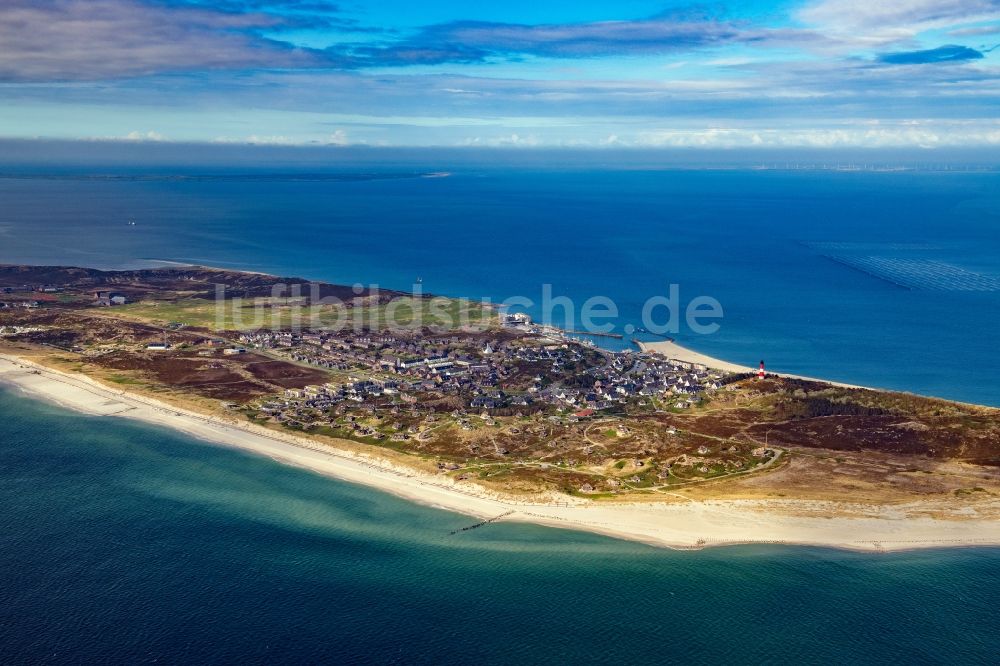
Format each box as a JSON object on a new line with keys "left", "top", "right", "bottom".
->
{"left": 2, "top": 352, "right": 998, "bottom": 553}
{"left": 636, "top": 339, "right": 866, "bottom": 389}
{"left": 635, "top": 339, "right": 754, "bottom": 374}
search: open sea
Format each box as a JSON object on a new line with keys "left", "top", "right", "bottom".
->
{"left": 1, "top": 168, "right": 999, "bottom": 404}
{"left": 2, "top": 387, "right": 1000, "bottom": 665}
{"left": 2, "top": 167, "right": 1000, "bottom": 663}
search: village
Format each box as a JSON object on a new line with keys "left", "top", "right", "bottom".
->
{"left": 214, "top": 317, "right": 782, "bottom": 495}
{"left": 238, "top": 320, "right": 727, "bottom": 426}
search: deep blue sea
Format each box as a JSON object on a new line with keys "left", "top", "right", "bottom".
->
{"left": 2, "top": 387, "right": 999, "bottom": 665}
{"left": 1, "top": 169, "right": 998, "bottom": 404}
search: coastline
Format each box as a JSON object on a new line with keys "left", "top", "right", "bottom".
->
{"left": 636, "top": 339, "right": 867, "bottom": 389}
{"left": 2, "top": 352, "right": 999, "bottom": 553}
{"left": 634, "top": 339, "right": 753, "bottom": 374}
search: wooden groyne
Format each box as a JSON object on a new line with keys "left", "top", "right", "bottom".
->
{"left": 450, "top": 511, "right": 515, "bottom": 535}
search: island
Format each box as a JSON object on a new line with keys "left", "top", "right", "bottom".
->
{"left": 2, "top": 263, "right": 999, "bottom": 551}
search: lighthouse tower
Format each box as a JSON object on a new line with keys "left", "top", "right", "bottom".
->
{"left": 757, "top": 360, "right": 766, "bottom": 380}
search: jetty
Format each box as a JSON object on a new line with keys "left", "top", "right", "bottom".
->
{"left": 561, "top": 328, "right": 623, "bottom": 339}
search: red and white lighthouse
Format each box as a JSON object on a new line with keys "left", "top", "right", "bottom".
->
{"left": 758, "top": 360, "right": 766, "bottom": 380}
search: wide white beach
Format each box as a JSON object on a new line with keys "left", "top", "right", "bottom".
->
{"left": 2, "top": 352, "right": 998, "bottom": 553}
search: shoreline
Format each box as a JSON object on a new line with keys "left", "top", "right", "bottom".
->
{"left": 2, "top": 352, "right": 999, "bottom": 553}
{"left": 634, "top": 339, "right": 753, "bottom": 374}
{"left": 635, "top": 339, "right": 867, "bottom": 389}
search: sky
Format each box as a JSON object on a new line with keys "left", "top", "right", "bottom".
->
{"left": 1, "top": 0, "right": 999, "bottom": 149}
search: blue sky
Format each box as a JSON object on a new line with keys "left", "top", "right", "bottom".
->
{"left": 1, "top": 0, "right": 999, "bottom": 148}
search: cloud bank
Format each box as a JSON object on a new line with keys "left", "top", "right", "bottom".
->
{"left": 0, "top": 0, "right": 998, "bottom": 149}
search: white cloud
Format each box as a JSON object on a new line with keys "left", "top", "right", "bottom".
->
{"left": 326, "top": 129, "right": 349, "bottom": 145}
{"left": 85, "top": 130, "right": 168, "bottom": 142}
{"left": 460, "top": 133, "right": 541, "bottom": 147}
{"left": 798, "top": 0, "right": 1000, "bottom": 44}
{"left": 948, "top": 24, "right": 1000, "bottom": 37}
{"left": 125, "top": 130, "right": 167, "bottom": 142}
{"left": 635, "top": 123, "right": 1000, "bottom": 148}
{"left": 208, "top": 130, "right": 351, "bottom": 146}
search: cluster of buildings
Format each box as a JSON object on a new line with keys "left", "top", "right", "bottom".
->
{"left": 1, "top": 283, "right": 130, "bottom": 309}
{"left": 239, "top": 329, "right": 519, "bottom": 392}
{"left": 0, "top": 300, "right": 40, "bottom": 310}
{"left": 0, "top": 284, "right": 129, "bottom": 309}
{"left": 1, "top": 286, "right": 42, "bottom": 309}
{"left": 2, "top": 284, "right": 61, "bottom": 294}
{"left": 239, "top": 325, "right": 727, "bottom": 432}
{"left": 93, "top": 290, "right": 128, "bottom": 307}
{"left": 580, "top": 352, "right": 722, "bottom": 409}
{"left": 256, "top": 381, "right": 439, "bottom": 440}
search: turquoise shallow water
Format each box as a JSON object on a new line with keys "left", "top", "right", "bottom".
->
{"left": 1, "top": 387, "right": 999, "bottom": 664}
{"left": 1, "top": 169, "right": 999, "bottom": 404}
